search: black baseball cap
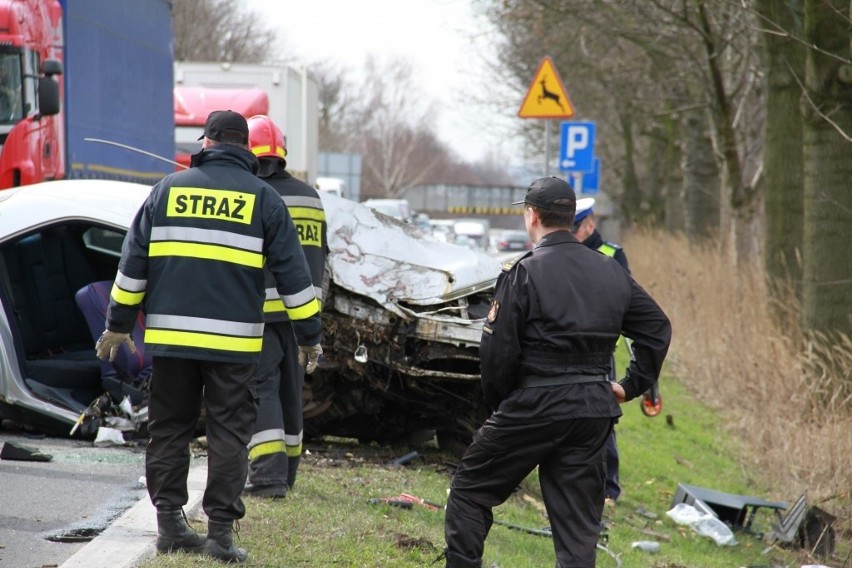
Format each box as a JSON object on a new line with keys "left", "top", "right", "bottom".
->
{"left": 512, "top": 176, "right": 576, "bottom": 212}
{"left": 198, "top": 110, "right": 249, "bottom": 144}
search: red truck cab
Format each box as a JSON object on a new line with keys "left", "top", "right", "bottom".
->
{"left": 0, "top": 0, "right": 63, "bottom": 188}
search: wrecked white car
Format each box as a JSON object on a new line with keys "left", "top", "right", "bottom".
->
{"left": 0, "top": 180, "right": 499, "bottom": 454}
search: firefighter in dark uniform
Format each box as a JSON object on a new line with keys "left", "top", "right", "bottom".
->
{"left": 572, "top": 197, "right": 628, "bottom": 503}
{"left": 442, "top": 177, "right": 671, "bottom": 568}
{"left": 244, "top": 115, "right": 328, "bottom": 498}
{"left": 96, "top": 111, "right": 323, "bottom": 564}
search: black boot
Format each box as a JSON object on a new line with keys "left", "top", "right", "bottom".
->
{"left": 203, "top": 519, "right": 248, "bottom": 564}
{"left": 433, "top": 549, "right": 482, "bottom": 567}
{"left": 155, "top": 508, "right": 205, "bottom": 554}
{"left": 442, "top": 549, "right": 483, "bottom": 568}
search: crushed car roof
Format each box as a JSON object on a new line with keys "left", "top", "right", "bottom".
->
{"left": 317, "top": 193, "right": 500, "bottom": 312}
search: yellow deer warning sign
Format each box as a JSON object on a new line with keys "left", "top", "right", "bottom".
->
{"left": 518, "top": 56, "right": 575, "bottom": 119}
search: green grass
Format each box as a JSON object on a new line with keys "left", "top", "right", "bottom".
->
{"left": 143, "top": 362, "right": 841, "bottom": 567}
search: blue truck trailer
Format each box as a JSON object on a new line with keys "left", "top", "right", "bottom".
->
{"left": 59, "top": 0, "right": 175, "bottom": 183}
{"left": 0, "top": 0, "right": 174, "bottom": 189}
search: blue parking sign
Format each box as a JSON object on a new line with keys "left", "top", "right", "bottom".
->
{"left": 559, "top": 121, "right": 596, "bottom": 173}
{"left": 580, "top": 158, "right": 600, "bottom": 194}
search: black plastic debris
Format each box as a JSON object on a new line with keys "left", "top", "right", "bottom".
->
{"left": 0, "top": 441, "right": 53, "bottom": 462}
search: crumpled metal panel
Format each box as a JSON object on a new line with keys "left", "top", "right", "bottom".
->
{"left": 321, "top": 193, "right": 501, "bottom": 316}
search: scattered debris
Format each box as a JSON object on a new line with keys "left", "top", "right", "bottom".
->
{"left": 368, "top": 493, "right": 442, "bottom": 511}
{"left": 666, "top": 503, "right": 737, "bottom": 546}
{"left": 93, "top": 427, "right": 126, "bottom": 447}
{"left": 639, "top": 528, "right": 672, "bottom": 542}
{"left": 672, "top": 482, "right": 787, "bottom": 534}
{"left": 492, "top": 519, "right": 551, "bottom": 537}
{"left": 0, "top": 441, "right": 52, "bottom": 462}
{"left": 387, "top": 450, "right": 419, "bottom": 466}
{"left": 635, "top": 505, "right": 658, "bottom": 519}
{"left": 631, "top": 540, "right": 660, "bottom": 553}
{"left": 368, "top": 497, "right": 413, "bottom": 509}
{"left": 46, "top": 527, "right": 100, "bottom": 543}
{"left": 394, "top": 534, "right": 436, "bottom": 552}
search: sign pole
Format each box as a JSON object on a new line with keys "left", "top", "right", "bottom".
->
{"left": 544, "top": 121, "right": 551, "bottom": 176}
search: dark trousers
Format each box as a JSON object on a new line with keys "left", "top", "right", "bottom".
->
{"left": 604, "top": 355, "right": 621, "bottom": 500}
{"left": 445, "top": 408, "right": 613, "bottom": 568}
{"left": 248, "top": 322, "right": 303, "bottom": 487}
{"left": 145, "top": 356, "right": 257, "bottom": 521}
{"left": 605, "top": 430, "right": 620, "bottom": 500}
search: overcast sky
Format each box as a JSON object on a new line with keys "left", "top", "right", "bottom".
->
{"left": 243, "top": 0, "right": 520, "bottom": 164}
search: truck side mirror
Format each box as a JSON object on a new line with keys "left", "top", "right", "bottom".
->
{"left": 42, "top": 59, "right": 63, "bottom": 76}
{"left": 38, "top": 77, "right": 60, "bottom": 116}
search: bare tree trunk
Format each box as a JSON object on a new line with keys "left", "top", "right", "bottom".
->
{"left": 756, "top": 0, "right": 806, "bottom": 300}
{"left": 618, "top": 113, "right": 642, "bottom": 226}
{"left": 681, "top": 107, "right": 720, "bottom": 242}
{"left": 801, "top": 0, "right": 852, "bottom": 337}
{"left": 697, "top": 1, "right": 760, "bottom": 266}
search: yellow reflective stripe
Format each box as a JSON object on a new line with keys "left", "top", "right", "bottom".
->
{"left": 251, "top": 145, "right": 286, "bottom": 159}
{"left": 149, "top": 241, "right": 264, "bottom": 268}
{"left": 264, "top": 298, "right": 286, "bottom": 313}
{"left": 286, "top": 297, "right": 320, "bottom": 321}
{"left": 597, "top": 243, "right": 617, "bottom": 257}
{"left": 285, "top": 443, "right": 302, "bottom": 458}
{"left": 248, "top": 440, "right": 286, "bottom": 461}
{"left": 288, "top": 206, "right": 326, "bottom": 222}
{"left": 145, "top": 329, "right": 263, "bottom": 352}
{"left": 111, "top": 282, "right": 145, "bottom": 306}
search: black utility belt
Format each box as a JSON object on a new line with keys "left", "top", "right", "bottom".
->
{"left": 517, "top": 374, "right": 608, "bottom": 389}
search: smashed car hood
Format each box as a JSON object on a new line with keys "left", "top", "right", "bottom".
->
{"left": 321, "top": 193, "right": 501, "bottom": 313}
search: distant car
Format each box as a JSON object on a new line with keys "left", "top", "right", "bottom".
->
{"left": 495, "top": 230, "right": 532, "bottom": 252}
{"left": 428, "top": 219, "right": 457, "bottom": 243}
{"left": 361, "top": 198, "right": 411, "bottom": 223}
{"left": 0, "top": 181, "right": 500, "bottom": 455}
{"left": 454, "top": 235, "right": 480, "bottom": 251}
{"left": 315, "top": 176, "right": 347, "bottom": 198}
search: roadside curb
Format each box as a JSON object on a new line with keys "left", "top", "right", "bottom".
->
{"left": 58, "top": 459, "right": 208, "bottom": 568}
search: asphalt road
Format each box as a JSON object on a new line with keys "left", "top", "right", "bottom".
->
{"left": 0, "top": 428, "right": 147, "bottom": 568}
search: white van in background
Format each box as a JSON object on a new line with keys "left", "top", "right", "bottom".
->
{"left": 316, "top": 177, "right": 348, "bottom": 198}
{"left": 361, "top": 198, "right": 412, "bottom": 223}
{"left": 453, "top": 218, "right": 490, "bottom": 250}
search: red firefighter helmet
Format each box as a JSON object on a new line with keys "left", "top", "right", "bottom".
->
{"left": 247, "top": 114, "right": 287, "bottom": 159}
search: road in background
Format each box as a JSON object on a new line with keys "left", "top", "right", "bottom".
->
{"left": 0, "top": 429, "right": 147, "bottom": 567}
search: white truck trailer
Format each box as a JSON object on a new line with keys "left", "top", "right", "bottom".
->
{"left": 174, "top": 62, "right": 319, "bottom": 183}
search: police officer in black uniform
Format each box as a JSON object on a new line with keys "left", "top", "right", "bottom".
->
{"left": 442, "top": 177, "right": 671, "bottom": 568}
{"left": 572, "top": 197, "right": 628, "bottom": 503}
{"left": 244, "top": 115, "right": 328, "bottom": 498}
{"left": 97, "top": 110, "right": 323, "bottom": 564}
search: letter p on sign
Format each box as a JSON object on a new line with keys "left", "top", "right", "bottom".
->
{"left": 559, "top": 121, "right": 596, "bottom": 173}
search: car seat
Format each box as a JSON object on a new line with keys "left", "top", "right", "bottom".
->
{"left": 75, "top": 281, "right": 151, "bottom": 405}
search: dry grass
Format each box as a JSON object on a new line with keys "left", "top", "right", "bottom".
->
{"left": 625, "top": 228, "right": 852, "bottom": 537}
